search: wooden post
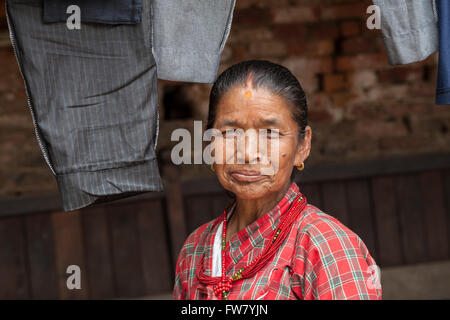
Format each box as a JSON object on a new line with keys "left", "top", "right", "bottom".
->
{"left": 159, "top": 149, "right": 187, "bottom": 271}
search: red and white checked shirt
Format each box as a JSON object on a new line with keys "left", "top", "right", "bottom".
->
{"left": 173, "top": 182, "right": 382, "bottom": 300}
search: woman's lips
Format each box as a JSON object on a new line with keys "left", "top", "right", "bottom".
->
{"left": 230, "top": 170, "right": 265, "bottom": 182}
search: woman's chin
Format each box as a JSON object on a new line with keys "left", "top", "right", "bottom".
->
{"left": 227, "top": 183, "right": 272, "bottom": 200}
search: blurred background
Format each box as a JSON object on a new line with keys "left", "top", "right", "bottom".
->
{"left": 0, "top": 0, "right": 450, "bottom": 299}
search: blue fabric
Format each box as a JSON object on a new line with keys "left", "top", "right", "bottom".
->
{"left": 43, "top": 0, "right": 142, "bottom": 24}
{"left": 436, "top": 0, "right": 450, "bottom": 105}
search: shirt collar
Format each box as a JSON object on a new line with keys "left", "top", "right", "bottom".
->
{"left": 201, "top": 181, "right": 302, "bottom": 278}
{"left": 225, "top": 181, "right": 301, "bottom": 267}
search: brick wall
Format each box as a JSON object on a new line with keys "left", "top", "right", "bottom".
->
{"left": 1, "top": 0, "right": 450, "bottom": 197}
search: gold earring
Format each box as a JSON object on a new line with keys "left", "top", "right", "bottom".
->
{"left": 296, "top": 163, "right": 305, "bottom": 171}
{"left": 210, "top": 164, "right": 215, "bottom": 172}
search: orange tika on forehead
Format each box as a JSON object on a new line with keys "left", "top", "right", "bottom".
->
{"left": 243, "top": 73, "right": 254, "bottom": 98}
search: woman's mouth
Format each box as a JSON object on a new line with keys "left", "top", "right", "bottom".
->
{"left": 230, "top": 170, "right": 265, "bottom": 182}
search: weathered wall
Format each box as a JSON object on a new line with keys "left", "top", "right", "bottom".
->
{"left": 1, "top": 0, "right": 450, "bottom": 196}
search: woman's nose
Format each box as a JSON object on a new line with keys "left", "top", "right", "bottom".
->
{"left": 236, "top": 129, "right": 261, "bottom": 164}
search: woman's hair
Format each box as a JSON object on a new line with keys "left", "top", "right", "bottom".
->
{"left": 206, "top": 59, "right": 308, "bottom": 139}
{"left": 207, "top": 60, "right": 309, "bottom": 188}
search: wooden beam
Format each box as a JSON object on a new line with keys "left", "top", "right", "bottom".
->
{"left": 80, "top": 206, "right": 115, "bottom": 299}
{"left": 51, "top": 210, "right": 89, "bottom": 299}
{"left": 2, "top": 152, "right": 450, "bottom": 216}
{"left": 0, "top": 190, "right": 164, "bottom": 217}
{"left": 0, "top": 216, "right": 30, "bottom": 299}
{"left": 160, "top": 149, "right": 187, "bottom": 269}
{"left": 25, "top": 212, "right": 59, "bottom": 299}
{"left": 371, "top": 176, "right": 403, "bottom": 267}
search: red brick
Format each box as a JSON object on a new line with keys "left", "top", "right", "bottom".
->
{"left": 355, "top": 120, "right": 408, "bottom": 138}
{"left": 0, "top": 49, "right": 25, "bottom": 95}
{"left": 235, "top": 0, "right": 261, "bottom": 10}
{"left": 379, "top": 136, "right": 433, "bottom": 151}
{"left": 308, "top": 109, "right": 333, "bottom": 122}
{"left": 272, "top": 23, "right": 307, "bottom": 41}
{"left": 233, "top": 7, "right": 273, "bottom": 27}
{"left": 309, "top": 93, "right": 343, "bottom": 122}
{"left": 287, "top": 40, "right": 334, "bottom": 57}
{"left": 299, "top": 74, "right": 320, "bottom": 93}
{"left": 383, "top": 103, "right": 434, "bottom": 118}
{"left": 227, "top": 27, "right": 273, "bottom": 44}
{"left": 271, "top": 5, "right": 321, "bottom": 23}
{"left": 231, "top": 45, "right": 247, "bottom": 61}
{"left": 1, "top": 168, "right": 57, "bottom": 196}
{"left": 336, "top": 53, "right": 388, "bottom": 71}
{"left": 282, "top": 56, "right": 334, "bottom": 75}
{"left": 236, "top": 0, "right": 291, "bottom": 10}
{"left": 220, "top": 46, "right": 232, "bottom": 63}
{"left": 340, "top": 35, "right": 380, "bottom": 54}
{"left": 340, "top": 20, "right": 361, "bottom": 37}
{"left": 348, "top": 70, "right": 377, "bottom": 90}
{"left": 330, "top": 92, "right": 358, "bottom": 108}
{"left": 366, "top": 84, "right": 409, "bottom": 101}
{"left": 323, "top": 73, "right": 347, "bottom": 92}
{"left": 322, "top": 3, "right": 369, "bottom": 20}
{"left": 0, "top": 0, "right": 5, "bottom": 28}
{"left": 306, "top": 22, "right": 340, "bottom": 40}
{"left": 331, "top": 0, "right": 367, "bottom": 3}
{"left": 248, "top": 40, "right": 287, "bottom": 58}
{"left": 0, "top": 31, "right": 11, "bottom": 48}
{"left": 346, "top": 102, "right": 380, "bottom": 121}
{"left": 408, "top": 82, "right": 437, "bottom": 98}
{"left": 378, "top": 67, "right": 424, "bottom": 83}
{"left": 310, "top": 93, "right": 333, "bottom": 109}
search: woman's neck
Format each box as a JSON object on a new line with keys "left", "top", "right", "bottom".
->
{"left": 227, "top": 181, "right": 292, "bottom": 240}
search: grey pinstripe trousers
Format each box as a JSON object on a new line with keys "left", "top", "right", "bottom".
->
{"left": 6, "top": 0, "right": 235, "bottom": 211}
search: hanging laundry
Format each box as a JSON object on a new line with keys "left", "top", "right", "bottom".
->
{"left": 435, "top": 0, "right": 450, "bottom": 104}
{"left": 372, "top": 0, "right": 438, "bottom": 65}
{"left": 372, "top": 0, "right": 450, "bottom": 105}
{"left": 5, "top": 0, "right": 236, "bottom": 211}
{"left": 43, "top": 0, "right": 143, "bottom": 25}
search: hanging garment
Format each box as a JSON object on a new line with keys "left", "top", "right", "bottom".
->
{"left": 6, "top": 0, "right": 236, "bottom": 211}
{"left": 372, "top": 0, "right": 439, "bottom": 65}
{"left": 436, "top": 0, "right": 450, "bottom": 104}
{"left": 43, "top": 0, "right": 143, "bottom": 24}
{"left": 372, "top": 0, "right": 450, "bottom": 105}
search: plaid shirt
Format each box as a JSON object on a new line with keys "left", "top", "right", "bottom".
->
{"left": 173, "top": 182, "right": 382, "bottom": 300}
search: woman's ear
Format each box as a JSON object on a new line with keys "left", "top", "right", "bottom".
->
{"left": 294, "top": 125, "right": 312, "bottom": 166}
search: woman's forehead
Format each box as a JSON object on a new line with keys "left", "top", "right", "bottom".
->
{"left": 215, "top": 116, "right": 282, "bottom": 128}
{"left": 215, "top": 86, "right": 292, "bottom": 123}
{"left": 214, "top": 105, "right": 297, "bottom": 130}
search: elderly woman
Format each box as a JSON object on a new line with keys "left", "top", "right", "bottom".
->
{"left": 173, "top": 60, "right": 382, "bottom": 300}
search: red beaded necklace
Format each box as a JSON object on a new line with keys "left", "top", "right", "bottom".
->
{"left": 197, "top": 193, "right": 307, "bottom": 300}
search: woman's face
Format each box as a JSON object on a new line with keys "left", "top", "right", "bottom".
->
{"left": 212, "top": 84, "right": 312, "bottom": 200}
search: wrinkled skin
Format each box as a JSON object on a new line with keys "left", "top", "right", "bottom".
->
{"left": 211, "top": 80, "right": 312, "bottom": 239}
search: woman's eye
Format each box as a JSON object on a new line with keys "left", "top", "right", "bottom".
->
{"left": 223, "top": 129, "right": 237, "bottom": 139}
{"left": 263, "top": 129, "right": 279, "bottom": 138}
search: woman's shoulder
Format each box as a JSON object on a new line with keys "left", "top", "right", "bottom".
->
{"left": 298, "top": 203, "right": 346, "bottom": 228}
{"left": 291, "top": 204, "right": 381, "bottom": 299}
{"left": 295, "top": 203, "right": 368, "bottom": 251}
{"left": 179, "top": 217, "right": 219, "bottom": 256}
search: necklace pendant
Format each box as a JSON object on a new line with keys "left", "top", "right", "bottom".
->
{"left": 213, "top": 279, "right": 232, "bottom": 300}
